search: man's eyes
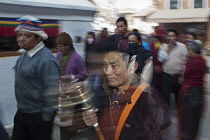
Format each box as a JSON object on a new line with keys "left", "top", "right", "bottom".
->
{"left": 17, "top": 34, "right": 32, "bottom": 38}
{"left": 111, "top": 65, "right": 116, "bottom": 68}
{"left": 103, "top": 63, "right": 117, "bottom": 68}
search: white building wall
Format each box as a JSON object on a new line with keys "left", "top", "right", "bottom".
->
{"left": 60, "top": 20, "right": 93, "bottom": 59}
{"left": 0, "top": 57, "right": 18, "bottom": 124}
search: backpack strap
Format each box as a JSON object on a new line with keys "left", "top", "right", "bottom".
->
{"left": 114, "top": 83, "right": 149, "bottom": 140}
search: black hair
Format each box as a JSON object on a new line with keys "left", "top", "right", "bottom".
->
{"left": 167, "top": 29, "right": 178, "bottom": 37}
{"left": 116, "top": 17, "right": 127, "bottom": 26}
{"left": 188, "top": 42, "right": 201, "bottom": 54}
{"left": 155, "top": 36, "right": 166, "bottom": 43}
{"left": 128, "top": 32, "right": 142, "bottom": 43}
{"left": 187, "top": 32, "right": 196, "bottom": 39}
{"left": 87, "top": 31, "right": 95, "bottom": 40}
{"left": 132, "top": 29, "right": 139, "bottom": 33}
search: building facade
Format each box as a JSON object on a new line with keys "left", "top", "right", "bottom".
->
{"left": 147, "top": 0, "right": 210, "bottom": 43}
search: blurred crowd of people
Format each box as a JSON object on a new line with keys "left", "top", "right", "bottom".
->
{"left": 1, "top": 15, "right": 208, "bottom": 140}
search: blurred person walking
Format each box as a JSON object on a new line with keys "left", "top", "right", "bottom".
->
{"left": 186, "top": 32, "right": 202, "bottom": 46}
{"left": 85, "top": 31, "right": 103, "bottom": 108}
{"left": 56, "top": 32, "right": 87, "bottom": 82}
{"left": 127, "top": 32, "right": 152, "bottom": 83}
{"left": 12, "top": 15, "right": 59, "bottom": 140}
{"left": 158, "top": 29, "right": 187, "bottom": 105}
{"left": 55, "top": 32, "right": 95, "bottom": 140}
{"left": 95, "top": 28, "right": 109, "bottom": 52}
{"left": 105, "top": 17, "right": 130, "bottom": 50}
{"left": 132, "top": 29, "right": 151, "bottom": 51}
{"left": 106, "top": 17, "right": 149, "bottom": 51}
{"left": 149, "top": 27, "right": 166, "bottom": 93}
{"left": 176, "top": 42, "right": 206, "bottom": 140}
{"left": 85, "top": 32, "right": 96, "bottom": 52}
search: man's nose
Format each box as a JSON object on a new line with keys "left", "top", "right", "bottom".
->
{"left": 105, "top": 65, "right": 113, "bottom": 75}
{"left": 19, "top": 35, "right": 25, "bottom": 41}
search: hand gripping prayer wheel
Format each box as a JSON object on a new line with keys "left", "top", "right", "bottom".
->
{"left": 54, "top": 81, "right": 94, "bottom": 128}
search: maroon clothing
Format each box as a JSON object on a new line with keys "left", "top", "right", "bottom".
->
{"left": 96, "top": 85, "right": 175, "bottom": 140}
{"left": 177, "top": 56, "right": 206, "bottom": 140}
{"left": 149, "top": 40, "right": 162, "bottom": 73}
{"left": 183, "top": 56, "right": 206, "bottom": 87}
{"left": 105, "top": 34, "right": 129, "bottom": 50}
{"left": 150, "top": 40, "right": 163, "bottom": 93}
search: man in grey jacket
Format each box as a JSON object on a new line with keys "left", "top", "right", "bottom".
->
{"left": 12, "top": 15, "right": 59, "bottom": 140}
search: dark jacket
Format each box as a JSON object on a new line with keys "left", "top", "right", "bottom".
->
{"left": 96, "top": 83, "right": 176, "bottom": 140}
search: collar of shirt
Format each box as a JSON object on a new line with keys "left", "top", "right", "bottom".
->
{"left": 170, "top": 41, "right": 178, "bottom": 48}
{"left": 27, "top": 41, "right": 44, "bottom": 57}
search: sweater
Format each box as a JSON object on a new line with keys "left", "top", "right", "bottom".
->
{"left": 56, "top": 51, "right": 87, "bottom": 81}
{"left": 184, "top": 56, "right": 206, "bottom": 86}
{"left": 14, "top": 46, "right": 59, "bottom": 121}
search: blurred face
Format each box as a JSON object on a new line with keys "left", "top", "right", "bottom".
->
{"left": 116, "top": 21, "right": 127, "bottom": 36}
{"left": 186, "top": 34, "right": 195, "bottom": 41}
{"left": 187, "top": 49, "right": 196, "bottom": 58}
{"left": 128, "top": 35, "right": 141, "bottom": 46}
{"left": 57, "top": 44, "right": 71, "bottom": 55}
{"left": 87, "top": 34, "right": 94, "bottom": 39}
{"left": 101, "top": 29, "right": 108, "bottom": 37}
{"left": 16, "top": 31, "right": 41, "bottom": 51}
{"left": 103, "top": 52, "right": 130, "bottom": 88}
{"left": 167, "top": 31, "right": 177, "bottom": 45}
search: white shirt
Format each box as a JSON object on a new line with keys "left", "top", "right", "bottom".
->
{"left": 158, "top": 41, "right": 188, "bottom": 74}
{"left": 27, "top": 41, "right": 44, "bottom": 57}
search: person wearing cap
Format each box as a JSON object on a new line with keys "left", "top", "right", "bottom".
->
{"left": 158, "top": 29, "right": 188, "bottom": 106}
{"left": 176, "top": 42, "right": 206, "bottom": 140}
{"left": 56, "top": 32, "right": 87, "bottom": 82}
{"left": 55, "top": 32, "right": 92, "bottom": 140}
{"left": 149, "top": 27, "right": 166, "bottom": 93}
{"left": 12, "top": 15, "right": 59, "bottom": 140}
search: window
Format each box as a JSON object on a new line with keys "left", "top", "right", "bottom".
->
{"left": 194, "top": 0, "right": 203, "bottom": 8}
{"left": 190, "top": 0, "right": 207, "bottom": 8}
{"left": 167, "top": 0, "right": 182, "bottom": 9}
{"left": 170, "top": 0, "right": 178, "bottom": 9}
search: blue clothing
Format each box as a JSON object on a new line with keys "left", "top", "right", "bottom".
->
{"left": 14, "top": 47, "right": 59, "bottom": 121}
{"left": 142, "top": 41, "right": 151, "bottom": 51}
{"left": 0, "top": 121, "right": 9, "bottom": 140}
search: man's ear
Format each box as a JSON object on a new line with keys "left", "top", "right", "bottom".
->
{"left": 128, "top": 55, "right": 137, "bottom": 75}
{"left": 37, "top": 36, "right": 42, "bottom": 42}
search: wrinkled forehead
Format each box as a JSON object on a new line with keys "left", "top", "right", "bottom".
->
{"left": 103, "top": 51, "right": 129, "bottom": 64}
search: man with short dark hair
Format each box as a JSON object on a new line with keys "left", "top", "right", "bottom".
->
{"left": 106, "top": 17, "right": 150, "bottom": 51}
{"left": 12, "top": 15, "right": 59, "bottom": 140}
{"left": 115, "top": 17, "right": 130, "bottom": 49}
{"left": 158, "top": 29, "right": 187, "bottom": 105}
